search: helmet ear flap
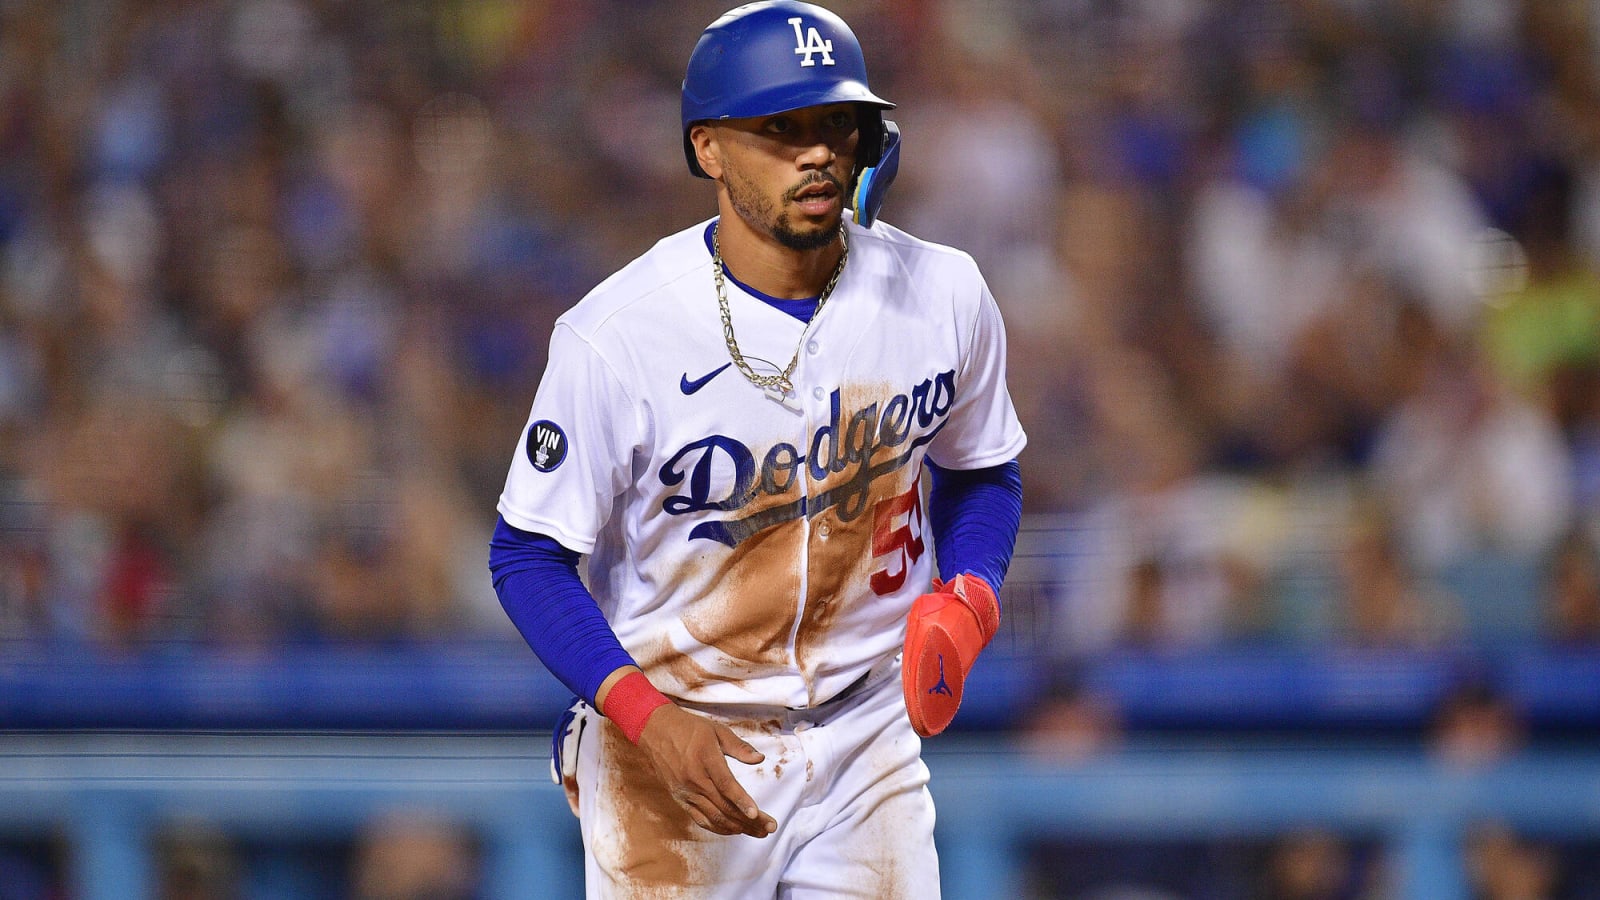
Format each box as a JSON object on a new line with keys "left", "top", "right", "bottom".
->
{"left": 852, "top": 120, "right": 900, "bottom": 229}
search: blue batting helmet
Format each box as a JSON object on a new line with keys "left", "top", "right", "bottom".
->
{"left": 681, "top": 1, "right": 895, "bottom": 179}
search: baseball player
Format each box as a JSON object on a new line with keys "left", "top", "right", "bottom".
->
{"left": 488, "top": 2, "right": 1026, "bottom": 896}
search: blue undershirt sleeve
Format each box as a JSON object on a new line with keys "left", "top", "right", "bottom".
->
{"left": 926, "top": 459, "right": 1023, "bottom": 593}
{"left": 488, "top": 517, "right": 638, "bottom": 705}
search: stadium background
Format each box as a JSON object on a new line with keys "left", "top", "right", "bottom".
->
{"left": 3, "top": 0, "right": 1600, "bottom": 896}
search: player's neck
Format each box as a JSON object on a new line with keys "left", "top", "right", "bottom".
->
{"left": 713, "top": 216, "right": 844, "bottom": 300}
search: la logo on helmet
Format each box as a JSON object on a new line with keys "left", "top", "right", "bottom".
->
{"left": 788, "top": 17, "right": 835, "bottom": 67}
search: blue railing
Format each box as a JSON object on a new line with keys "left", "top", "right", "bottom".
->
{"left": 2, "top": 642, "right": 1597, "bottom": 731}
{"left": 5, "top": 733, "right": 1598, "bottom": 900}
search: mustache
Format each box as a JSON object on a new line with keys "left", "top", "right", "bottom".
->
{"left": 786, "top": 172, "right": 844, "bottom": 201}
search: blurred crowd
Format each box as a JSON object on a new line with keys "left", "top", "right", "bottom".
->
{"left": 2, "top": 0, "right": 1600, "bottom": 655}
{"left": 0, "top": 807, "right": 484, "bottom": 900}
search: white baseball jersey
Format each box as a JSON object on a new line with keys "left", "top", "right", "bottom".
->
{"left": 497, "top": 215, "right": 1026, "bottom": 709}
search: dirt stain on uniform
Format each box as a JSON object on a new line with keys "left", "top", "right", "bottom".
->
{"left": 852, "top": 736, "right": 937, "bottom": 900}
{"left": 598, "top": 720, "right": 700, "bottom": 889}
{"left": 638, "top": 633, "right": 759, "bottom": 696}
{"left": 801, "top": 484, "right": 885, "bottom": 617}
{"left": 722, "top": 717, "right": 783, "bottom": 738}
{"left": 671, "top": 377, "right": 939, "bottom": 696}
{"left": 684, "top": 516, "right": 803, "bottom": 665}
{"left": 795, "top": 382, "right": 922, "bottom": 695}
{"left": 839, "top": 796, "right": 919, "bottom": 900}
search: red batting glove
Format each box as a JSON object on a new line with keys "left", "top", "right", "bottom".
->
{"left": 901, "top": 573, "right": 1000, "bottom": 737}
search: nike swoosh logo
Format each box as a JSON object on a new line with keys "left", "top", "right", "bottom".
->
{"left": 680, "top": 363, "right": 732, "bottom": 395}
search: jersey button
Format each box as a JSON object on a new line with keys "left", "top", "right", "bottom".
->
{"left": 812, "top": 386, "right": 825, "bottom": 401}
{"left": 806, "top": 340, "right": 820, "bottom": 355}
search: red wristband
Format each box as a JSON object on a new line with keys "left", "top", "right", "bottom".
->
{"left": 602, "top": 672, "right": 672, "bottom": 744}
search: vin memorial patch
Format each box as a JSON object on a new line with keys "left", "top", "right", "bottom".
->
{"left": 526, "top": 420, "right": 569, "bottom": 472}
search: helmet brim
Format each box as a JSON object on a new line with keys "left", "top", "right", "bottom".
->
{"left": 686, "top": 79, "right": 893, "bottom": 124}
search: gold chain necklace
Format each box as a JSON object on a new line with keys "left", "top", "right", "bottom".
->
{"left": 711, "top": 223, "right": 848, "bottom": 397}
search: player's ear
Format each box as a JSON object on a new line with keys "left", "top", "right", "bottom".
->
{"left": 689, "top": 123, "right": 725, "bottom": 181}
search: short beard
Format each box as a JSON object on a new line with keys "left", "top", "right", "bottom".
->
{"left": 724, "top": 169, "right": 843, "bottom": 251}
{"left": 774, "top": 219, "right": 839, "bottom": 251}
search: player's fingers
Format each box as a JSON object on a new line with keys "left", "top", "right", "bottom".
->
{"left": 683, "top": 803, "right": 717, "bottom": 834}
{"left": 706, "top": 727, "right": 776, "bottom": 836}
{"left": 716, "top": 726, "right": 765, "bottom": 765}
{"left": 692, "top": 772, "right": 751, "bottom": 826}
{"left": 677, "top": 753, "right": 755, "bottom": 829}
{"left": 733, "top": 807, "right": 777, "bottom": 839}
{"left": 681, "top": 791, "right": 741, "bottom": 835}
{"left": 703, "top": 757, "right": 766, "bottom": 826}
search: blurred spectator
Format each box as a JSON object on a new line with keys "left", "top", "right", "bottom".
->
{"left": 156, "top": 822, "right": 239, "bottom": 900}
{"left": 1050, "top": 350, "right": 1265, "bottom": 652}
{"left": 1315, "top": 116, "right": 1489, "bottom": 336}
{"left": 1331, "top": 505, "right": 1461, "bottom": 648}
{"left": 1079, "top": 888, "right": 1184, "bottom": 900}
{"left": 1255, "top": 829, "right": 1360, "bottom": 900}
{"left": 24, "top": 391, "right": 203, "bottom": 645}
{"left": 1020, "top": 674, "right": 1123, "bottom": 764}
{"left": 1466, "top": 824, "right": 1559, "bottom": 900}
{"left": 897, "top": 19, "right": 1060, "bottom": 293}
{"left": 350, "top": 811, "right": 479, "bottom": 900}
{"left": 1369, "top": 338, "right": 1573, "bottom": 572}
{"left": 1025, "top": 836, "right": 1239, "bottom": 900}
{"left": 0, "top": 841, "right": 65, "bottom": 900}
{"left": 1188, "top": 147, "right": 1348, "bottom": 384}
{"left": 1477, "top": 162, "right": 1600, "bottom": 521}
{"left": 1428, "top": 680, "right": 1526, "bottom": 770}
{"left": 1541, "top": 529, "right": 1600, "bottom": 646}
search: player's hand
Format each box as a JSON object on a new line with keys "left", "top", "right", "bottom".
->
{"left": 636, "top": 703, "right": 778, "bottom": 839}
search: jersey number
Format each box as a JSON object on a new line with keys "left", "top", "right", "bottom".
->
{"left": 870, "top": 476, "right": 925, "bottom": 596}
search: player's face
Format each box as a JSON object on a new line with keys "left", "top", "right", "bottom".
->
{"left": 700, "top": 104, "right": 860, "bottom": 251}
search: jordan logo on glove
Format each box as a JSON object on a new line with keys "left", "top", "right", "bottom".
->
{"left": 928, "top": 656, "right": 953, "bottom": 697}
{"left": 901, "top": 573, "right": 1000, "bottom": 737}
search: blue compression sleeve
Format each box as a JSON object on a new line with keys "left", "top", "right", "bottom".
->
{"left": 488, "top": 517, "right": 637, "bottom": 704}
{"left": 926, "top": 459, "right": 1023, "bottom": 592}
